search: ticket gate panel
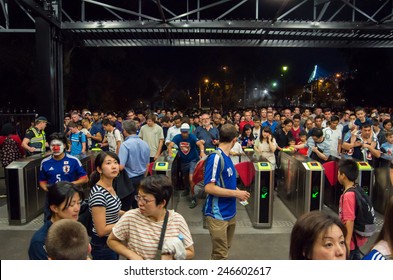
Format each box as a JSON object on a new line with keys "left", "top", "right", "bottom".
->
{"left": 372, "top": 157, "right": 392, "bottom": 214}
{"left": 277, "top": 152, "right": 324, "bottom": 219}
{"left": 152, "top": 158, "right": 175, "bottom": 210}
{"left": 356, "top": 162, "right": 374, "bottom": 199}
{"left": 245, "top": 162, "right": 274, "bottom": 228}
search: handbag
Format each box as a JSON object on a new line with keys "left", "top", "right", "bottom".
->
{"left": 113, "top": 170, "right": 135, "bottom": 199}
{"left": 155, "top": 210, "right": 169, "bottom": 260}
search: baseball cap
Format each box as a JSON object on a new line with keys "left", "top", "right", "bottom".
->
{"left": 35, "top": 116, "right": 50, "bottom": 124}
{"left": 180, "top": 123, "right": 190, "bottom": 132}
{"left": 83, "top": 111, "right": 92, "bottom": 116}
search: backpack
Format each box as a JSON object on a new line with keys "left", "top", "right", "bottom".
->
{"left": 192, "top": 150, "right": 226, "bottom": 187}
{"left": 0, "top": 136, "right": 22, "bottom": 167}
{"left": 78, "top": 199, "right": 93, "bottom": 237}
{"left": 344, "top": 185, "right": 376, "bottom": 237}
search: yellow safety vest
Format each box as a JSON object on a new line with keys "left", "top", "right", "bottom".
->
{"left": 28, "top": 127, "right": 46, "bottom": 153}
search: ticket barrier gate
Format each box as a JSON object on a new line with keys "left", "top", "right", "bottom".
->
{"left": 356, "top": 161, "right": 374, "bottom": 199}
{"left": 247, "top": 162, "right": 274, "bottom": 228}
{"left": 372, "top": 155, "right": 392, "bottom": 214}
{"left": 5, "top": 151, "right": 96, "bottom": 225}
{"left": 152, "top": 153, "right": 175, "bottom": 210}
{"left": 277, "top": 152, "right": 324, "bottom": 218}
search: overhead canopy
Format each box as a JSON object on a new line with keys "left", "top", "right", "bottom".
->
{"left": 4, "top": 0, "right": 393, "bottom": 48}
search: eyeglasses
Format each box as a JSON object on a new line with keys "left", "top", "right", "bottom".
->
{"left": 134, "top": 195, "right": 155, "bottom": 204}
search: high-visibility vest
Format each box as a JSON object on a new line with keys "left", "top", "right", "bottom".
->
{"left": 28, "top": 127, "right": 46, "bottom": 153}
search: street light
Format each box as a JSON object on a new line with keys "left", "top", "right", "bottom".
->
{"left": 198, "top": 78, "right": 209, "bottom": 109}
{"left": 282, "top": 65, "right": 288, "bottom": 98}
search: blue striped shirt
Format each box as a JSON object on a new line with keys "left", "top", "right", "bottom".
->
{"left": 89, "top": 184, "right": 121, "bottom": 237}
{"left": 362, "top": 249, "right": 387, "bottom": 260}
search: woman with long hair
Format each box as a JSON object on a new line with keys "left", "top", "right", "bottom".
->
{"left": 89, "top": 151, "right": 124, "bottom": 260}
{"left": 240, "top": 123, "right": 255, "bottom": 149}
{"left": 254, "top": 126, "right": 277, "bottom": 168}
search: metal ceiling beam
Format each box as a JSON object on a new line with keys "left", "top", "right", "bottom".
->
{"left": 62, "top": 20, "right": 393, "bottom": 31}
{"left": 3, "top": 0, "right": 393, "bottom": 48}
{"left": 15, "top": 0, "right": 61, "bottom": 28}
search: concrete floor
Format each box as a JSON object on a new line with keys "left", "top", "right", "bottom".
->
{"left": 0, "top": 172, "right": 381, "bottom": 260}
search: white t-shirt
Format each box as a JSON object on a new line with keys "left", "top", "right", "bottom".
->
{"left": 106, "top": 128, "right": 123, "bottom": 153}
{"left": 139, "top": 123, "right": 165, "bottom": 157}
{"left": 323, "top": 127, "right": 342, "bottom": 157}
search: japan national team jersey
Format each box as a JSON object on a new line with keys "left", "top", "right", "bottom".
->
{"left": 39, "top": 154, "right": 87, "bottom": 185}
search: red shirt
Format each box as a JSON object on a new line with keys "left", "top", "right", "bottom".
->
{"left": 339, "top": 190, "right": 368, "bottom": 250}
{"left": 239, "top": 121, "right": 254, "bottom": 133}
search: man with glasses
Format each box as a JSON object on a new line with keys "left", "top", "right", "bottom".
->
{"left": 194, "top": 113, "right": 219, "bottom": 150}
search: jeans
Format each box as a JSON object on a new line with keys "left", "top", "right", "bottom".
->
{"left": 90, "top": 234, "right": 119, "bottom": 260}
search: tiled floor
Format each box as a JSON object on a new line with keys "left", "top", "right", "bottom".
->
{"left": 0, "top": 177, "right": 381, "bottom": 260}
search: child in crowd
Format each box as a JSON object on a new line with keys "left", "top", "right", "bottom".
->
{"left": 46, "top": 219, "right": 91, "bottom": 260}
{"left": 338, "top": 159, "right": 368, "bottom": 260}
{"left": 296, "top": 131, "right": 308, "bottom": 156}
{"left": 68, "top": 122, "right": 87, "bottom": 155}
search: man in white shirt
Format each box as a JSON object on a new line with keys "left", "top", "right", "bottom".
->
{"left": 165, "top": 115, "right": 182, "bottom": 148}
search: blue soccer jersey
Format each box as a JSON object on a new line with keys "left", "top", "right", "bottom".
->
{"left": 39, "top": 154, "right": 88, "bottom": 185}
{"left": 203, "top": 148, "right": 237, "bottom": 221}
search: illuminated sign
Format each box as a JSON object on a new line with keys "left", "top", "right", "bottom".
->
{"left": 154, "top": 162, "right": 169, "bottom": 171}
{"left": 257, "top": 162, "right": 271, "bottom": 171}
{"left": 357, "top": 162, "right": 372, "bottom": 171}
{"left": 306, "top": 162, "right": 322, "bottom": 170}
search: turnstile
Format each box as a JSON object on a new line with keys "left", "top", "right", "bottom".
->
{"left": 356, "top": 161, "right": 374, "bottom": 198}
{"left": 277, "top": 152, "right": 324, "bottom": 218}
{"left": 246, "top": 162, "right": 274, "bottom": 228}
{"left": 5, "top": 151, "right": 95, "bottom": 225}
{"left": 6, "top": 155, "right": 47, "bottom": 225}
{"left": 372, "top": 155, "right": 392, "bottom": 213}
{"left": 152, "top": 154, "right": 175, "bottom": 210}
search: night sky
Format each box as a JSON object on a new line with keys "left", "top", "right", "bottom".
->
{"left": 1, "top": 33, "right": 393, "bottom": 112}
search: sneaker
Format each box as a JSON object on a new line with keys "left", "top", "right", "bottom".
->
{"left": 189, "top": 199, "right": 197, "bottom": 209}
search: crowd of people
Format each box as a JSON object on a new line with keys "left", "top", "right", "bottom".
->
{"left": 1, "top": 104, "right": 393, "bottom": 260}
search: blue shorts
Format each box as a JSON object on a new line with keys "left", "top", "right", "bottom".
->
{"left": 180, "top": 159, "right": 198, "bottom": 175}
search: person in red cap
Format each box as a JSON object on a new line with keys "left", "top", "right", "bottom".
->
{"left": 22, "top": 116, "right": 49, "bottom": 156}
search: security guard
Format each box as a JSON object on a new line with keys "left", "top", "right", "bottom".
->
{"left": 22, "top": 116, "right": 49, "bottom": 156}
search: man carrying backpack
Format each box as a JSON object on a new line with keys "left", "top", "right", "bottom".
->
{"left": 203, "top": 124, "right": 250, "bottom": 260}
{"left": 338, "top": 159, "right": 376, "bottom": 260}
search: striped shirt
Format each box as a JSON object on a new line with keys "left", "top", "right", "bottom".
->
{"left": 362, "top": 249, "right": 387, "bottom": 260}
{"left": 89, "top": 184, "right": 121, "bottom": 237}
{"left": 112, "top": 209, "right": 193, "bottom": 260}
